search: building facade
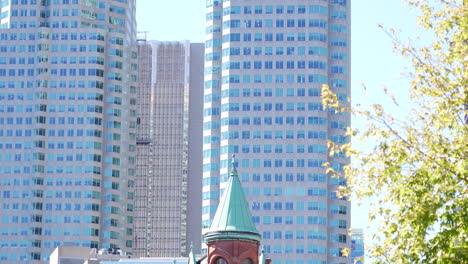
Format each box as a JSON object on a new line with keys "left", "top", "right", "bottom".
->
{"left": 134, "top": 40, "right": 204, "bottom": 258}
{"left": 0, "top": 0, "right": 138, "bottom": 262}
{"left": 350, "top": 229, "right": 364, "bottom": 264}
{"left": 203, "top": 1, "right": 351, "bottom": 264}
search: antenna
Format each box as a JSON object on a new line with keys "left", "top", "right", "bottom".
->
{"left": 137, "top": 31, "right": 150, "bottom": 42}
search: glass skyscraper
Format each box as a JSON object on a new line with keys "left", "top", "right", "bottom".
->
{"left": 350, "top": 229, "right": 364, "bottom": 264}
{"left": 0, "top": 0, "right": 137, "bottom": 262}
{"left": 203, "top": 1, "right": 351, "bottom": 264}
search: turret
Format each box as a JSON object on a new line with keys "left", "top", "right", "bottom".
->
{"left": 203, "top": 156, "right": 261, "bottom": 264}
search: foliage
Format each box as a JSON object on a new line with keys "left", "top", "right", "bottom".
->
{"left": 323, "top": 0, "right": 467, "bottom": 263}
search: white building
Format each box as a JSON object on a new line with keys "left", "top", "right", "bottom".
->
{"left": 202, "top": 1, "right": 351, "bottom": 263}
{"left": 48, "top": 246, "right": 193, "bottom": 264}
{"left": 0, "top": 0, "right": 138, "bottom": 262}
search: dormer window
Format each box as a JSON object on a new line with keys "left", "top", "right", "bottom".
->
{"left": 242, "top": 258, "right": 253, "bottom": 264}
{"left": 215, "top": 257, "right": 228, "bottom": 264}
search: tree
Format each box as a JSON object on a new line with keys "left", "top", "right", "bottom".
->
{"left": 323, "top": 0, "right": 467, "bottom": 263}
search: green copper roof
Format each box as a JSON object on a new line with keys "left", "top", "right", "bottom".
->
{"left": 204, "top": 156, "right": 261, "bottom": 243}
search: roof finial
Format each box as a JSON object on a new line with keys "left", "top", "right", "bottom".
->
{"left": 259, "top": 246, "right": 266, "bottom": 264}
{"left": 230, "top": 154, "right": 237, "bottom": 177}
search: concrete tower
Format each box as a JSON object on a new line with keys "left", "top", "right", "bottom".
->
{"left": 134, "top": 40, "right": 204, "bottom": 257}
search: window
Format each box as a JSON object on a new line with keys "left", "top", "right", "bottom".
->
{"left": 254, "top": 5, "right": 262, "bottom": 14}
{"left": 276, "top": 33, "right": 284, "bottom": 41}
{"left": 216, "top": 258, "right": 228, "bottom": 264}
{"left": 243, "top": 259, "right": 253, "bottom": 264}
{"left": 276, "top": 5, "right": 283, "bottom": 14}
{"left": 274, "top": 216, "right": 282, "bottom": 224}
{"left": 298, "top": 5, "right": 306, "bottom": 13}
{"left": 330, "top": 248, "right": 345, "bottom": 257}
{"left": 275, "top": 174, "right": 283, "bottom": 182}
{"left": 274, "top": 202, "right": 282, "bottom": 210}
{"left": 331, "top": 0, "right": 347, "bottom": 6}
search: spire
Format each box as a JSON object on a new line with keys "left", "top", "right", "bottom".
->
{"left": 203, "top": 155, "right": 261, "bottom": 243}
{"left": 259, "top": 247, "right": 266, "bottom": 264}
{"left": 188, "top": 243, "right": 196, "bottom": 264}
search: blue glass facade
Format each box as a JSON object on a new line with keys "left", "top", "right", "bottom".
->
{"left": 203, "top": 1, "right": 351, "bottom": 263}
{"left": 350, "top": 229, "right": 364, "bottom": 264}
{"left": 0, "top": 0, "right": 137, "bottom": 262}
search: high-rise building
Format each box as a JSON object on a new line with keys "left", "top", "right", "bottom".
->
{"left": 0, "top": 0, "right": 138, "bottom": 262}
{"left": 203, "top": 1, "right": 351, "bottom": 264}
{"left": 350, "top": 229, "right": 364, "bottom": 264}
{"left": 134, "top": 40, "right": 204, "bottom": 257}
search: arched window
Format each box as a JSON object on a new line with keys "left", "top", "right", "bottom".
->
{"left": 242, "top": 258, "right": 253, "bottom": 264}
{"left": 216, "top": 258, "right": 228, "bottom": 264}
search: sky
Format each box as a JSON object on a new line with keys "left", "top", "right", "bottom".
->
{"left": 136, "top": 0, "right": 426, "bottom": 254}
